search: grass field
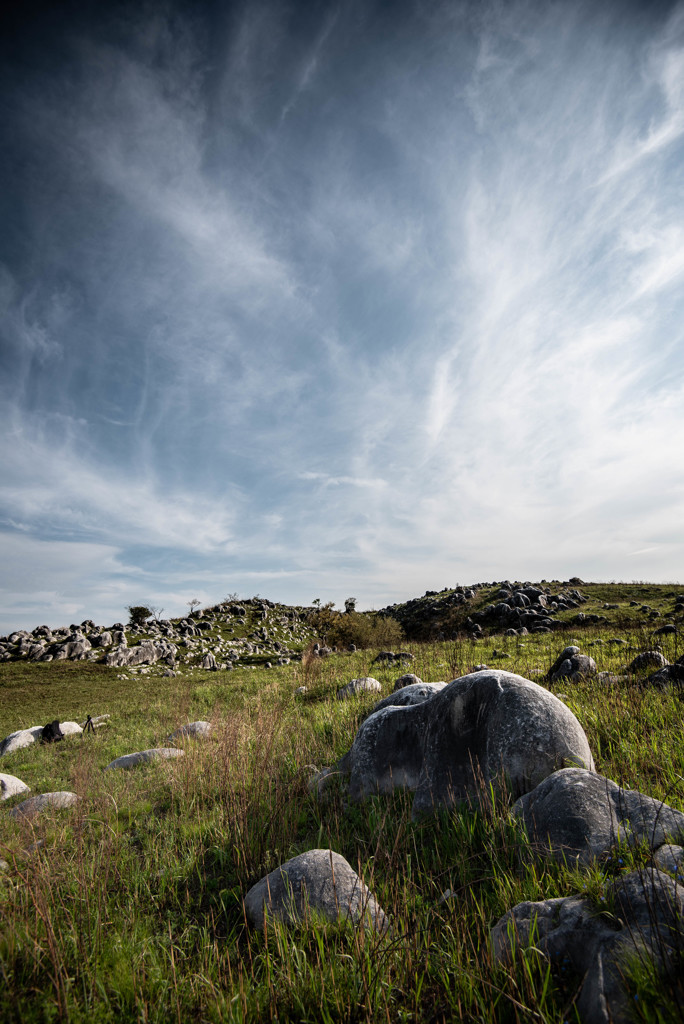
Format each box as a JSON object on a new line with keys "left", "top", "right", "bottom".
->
{"left": 1, "top": 600, "right": 684, "bottom": 1022}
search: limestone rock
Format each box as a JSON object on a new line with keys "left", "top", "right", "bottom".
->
{"left": 492, "top": 868, "right": 684, "bottom": 1024}
{"left": 514, "top": 767, "right": 684, "bottom": 865}
{"left": 105, "top": 641, "right": 175, "bottom": 668}
{"left": 10, "top": 791, "right": 79, "bottom": 818}
{"left": 548, "top": 646, "right": 597, "bottom": 682}
{"left": 393, "top": 673, "right": 422, "bottom": 690}
{"left": 370, "top": 682, "right": 447, "bottom": 712}
{"left": 336, "top": 677, "right": 382, "bottom": 700}
{"left": 332, "top": 670, "right": 594, "bottom": 819}
{"left": 168, "top": 722, "right": 211, "bottom": 742}
{"left": 244, "top": 849, "right": 387, "bottom": 932}
{"left": 105, "top": 748, "right": 184, "bottom": 770}
{"left": 645, "top": 663, "right": 684, "bottom": 689}
{"left": 0, "top": 726, "right": 43, "bottom": 756}
{"left": 652, "top": 843, "right": 684, "bottom": 879}
{"left": 626, "top": 650, "right": 669, "bottom": 673}
{"left": 0, "top": 772, "right": 30, "bottom": 800}
{"left": 59, "top": 721, "right": 83, "bottom": 736}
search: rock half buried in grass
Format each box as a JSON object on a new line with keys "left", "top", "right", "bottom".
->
{"left": 336, "top": 677, "right": 381, "bottom": 700}
{"left": 10, "top": 792, "right": 79, "bottom": 818}
{"left": 329, "top": 670, "right": 594, "bottom": 819}
{"left": 244, "top": 849, "right": 387, "bottom": 932}
{"left": 0, "top": 772, "right": 30, "bottom": 800}
{"left": 58, "top": 721, "right": 83, "bottom": 736}
{"left": 492, "top": 868, "right": 684, "bottom": 1024}
{"left": 393, "top": 673, "right": 422, "bottom": 690}
{"left": 105, "top": 748, "right": 184, "bottom": 770}
{"left": 547, "top": 645, "right": 597, "bottom": 683}
{"left": 0, "top": 726, "right": 44, "bottom": 757}
{"left": 167, "top": 721, "right": 212, "bottom": 742}
{"left": 514, "top": 767, "right": 684, "bottom": 865}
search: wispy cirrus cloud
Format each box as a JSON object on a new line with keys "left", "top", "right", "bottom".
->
{"left": 1, "top": 0, "right": 683, "bottom": 631}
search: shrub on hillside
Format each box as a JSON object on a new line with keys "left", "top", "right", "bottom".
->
{"left": 126, "top": 605, "right": 152, "bottom": 626}
{"left": 308, "top": 606, "right": 404, "bottom": 650}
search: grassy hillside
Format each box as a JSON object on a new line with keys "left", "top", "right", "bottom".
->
{"left": 1, "top": 584, "right": 683, "bottom": 1022}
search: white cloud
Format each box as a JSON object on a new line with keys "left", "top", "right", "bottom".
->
{"left": 2, "top": 0, "right": 684, "bottom": 630}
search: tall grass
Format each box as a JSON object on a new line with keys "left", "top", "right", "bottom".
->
{"left": 1, "top": 624, "right": 683, "bottom": 1021}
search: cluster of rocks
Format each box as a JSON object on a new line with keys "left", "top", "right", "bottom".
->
{"left": 377, "top": 578, "right": 597, "bottom": 640}
{"left": 468, "top": 585, "right": 589, "bottom": 638}
{"left": 0, "top": 598, "right": 315, "bottom": 671}
{"left": 0, "top": 719, "right": 211, "bottom": 819}
{"left": 0, "top": 716, "right": 110, "bottom": 757}
{"left": 302, "top": 665, "right": 684, "bottom": 1021}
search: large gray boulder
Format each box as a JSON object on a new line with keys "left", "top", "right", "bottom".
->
{"left": 10, "top": 792, "right": 79, "bottom": 818}
{"left": 0, "top": 726, "right": 43, "bottom": 756}
{"left": 0, "top": 772, "right": 30, "bottom": 800}
{"left": 105, "top": 641, "right": 175, "bottom": 668}
{"left": 492, "top": 868, "right": 684, "bottom": 1024}
{"left": 331, "top": 670, "right": 594, "bottom": 819}
{"left": 244, "top": 849, "right": 387, "bottom": 932}
{"left": 514, "top": 767, "right": 684, "bottom": 865}
{"left": 105, "top": 748, "right": 184, "bottom": 770}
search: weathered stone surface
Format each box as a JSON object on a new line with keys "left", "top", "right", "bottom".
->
{"left": 105, "top": 748, "right": 184, "bottom": 770}
{"left": 105, "top": 641, "right": 175, "bottom": 668}
{"left": 370, "top": 682, "right": 447, "bottom": 712}
{"left": 336, "top": 677, "right": 382, "bottom": 700}
{"left": 0, "top": 772, "right": 30, "bottom": 800}
{"left": 652, "top": 843, "right": 684, "bottom": 877}
{"left": 626, "top": 650, "right": 669, "bottom": 673}
{"left": 548, "top": 646, "right": 597, "bottom": 682}
{"left": 514, "top": 767, "right": 684, "bottom": 865}
{"left": 244, "top": 849, "right": 387, "bottom": 932}
{"left": 393, "top": 673, "right": 422, "bottom": 690}
{"left": 332, "top": 671, "right": 594, "bottom": 819}
{"left": 10, "top": 791, "right": 79, "bottom": 818}
{"left": 646, "top": 663, "right": 684, "bottom": 689}
{"left": 0, "top": 726, "right": 43, "bottom": 756}
{"left": 57, "top": 721, "right": 83, "bottom": 736}
{"left": 168, "top": 722, "right": 211, "bottom": 742}
{"left": 492, "top": 868, "right": 684, "bottom": 1024}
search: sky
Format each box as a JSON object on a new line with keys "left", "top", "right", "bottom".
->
{"left": 2, "top": 0, "right": 684, "bottom": 632}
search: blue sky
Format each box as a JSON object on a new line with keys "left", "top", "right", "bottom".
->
{"left": 2, "top": 0, "right": 684, "bottom": 632}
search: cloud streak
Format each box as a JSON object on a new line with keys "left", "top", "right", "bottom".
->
{"left": 1, "top": 0, "right": 683, "bottom": 630}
